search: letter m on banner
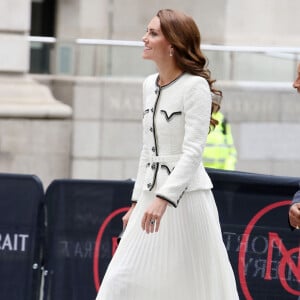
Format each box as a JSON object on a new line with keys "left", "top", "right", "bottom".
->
{"left": 265, "top": 232, "right": 300, "bottom": 295}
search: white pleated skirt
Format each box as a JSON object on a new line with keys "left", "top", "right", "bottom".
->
{"left": 96, "top": 189, "right": 239, "bottom": 300}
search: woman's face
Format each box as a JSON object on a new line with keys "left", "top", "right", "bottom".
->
{"left": 293, "top": 64, "right": 300, "bottom": 93}
{"left": 142, "top": 16, "right": 171, "bottom": 63}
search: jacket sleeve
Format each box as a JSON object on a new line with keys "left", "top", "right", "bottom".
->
{"left": 156, "top": 77, "right": 212, "bottom": 207}
{"left": 291, "top": 189, "right": 300, "bottom": 205}
{"left": 131, "top": 78, "right": 149, "bottom": 203}
{"left": 131, "top": 146, "right": 147, "bottom": 203}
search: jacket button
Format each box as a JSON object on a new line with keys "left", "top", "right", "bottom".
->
{"left": 151, "top": 163, "right": 156, "bottom": 170}
{"left": 147, "top": 183, "right": 152, "bottom": 189}
{"left": 149, "top": 127, "right": 153, "bottom": 132}
{"left": 151, "top": 108, "right": 154, "bottom": 112}
{"left": 152, "top": 146, "right": 156, "bottom": 152}
{"left": 146, "top": 162, "right": 150, "bottom": 167}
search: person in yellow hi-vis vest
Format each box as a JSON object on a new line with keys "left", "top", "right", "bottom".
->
{"left": 203, "top": 111, "right": 237, "bottom": 170}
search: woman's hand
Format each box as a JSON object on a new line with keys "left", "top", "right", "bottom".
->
{"left": 122, "top": 203, "right": 136, "bottom": 229}
{"left": 141, "top": 197, "right": 168, "bottom": 233}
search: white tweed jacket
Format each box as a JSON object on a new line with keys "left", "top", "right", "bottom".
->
{"left": 131, "top": 73, "right": 213, "bottom": 208}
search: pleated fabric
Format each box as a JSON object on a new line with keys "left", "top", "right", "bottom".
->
{"left": 96, "top": 190, "right": 239, "bottom": 300}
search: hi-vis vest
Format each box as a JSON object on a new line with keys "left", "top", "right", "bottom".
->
{"left": 203, "top": 111, "right": 237, "bottom": 170}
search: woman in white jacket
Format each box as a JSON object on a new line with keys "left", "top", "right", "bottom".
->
{"left": 96, "top": 9, "right": 239, "bottom": 300}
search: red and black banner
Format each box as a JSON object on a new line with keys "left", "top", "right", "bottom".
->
{"left": 1, "top": 170, "right": 300, "bottom": 299}
{"left": 209, "top": 169, "right": 300, "bottom": 300}
{"left": 42, "top": 170, "right": 300, "bottom": 300}
{"left": 43, "top": 179, "right": 133, "bottom": 300}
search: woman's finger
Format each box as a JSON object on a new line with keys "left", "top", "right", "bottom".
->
{"left": 141, "top": 213, "right": 148, "bottom": 231}
{"left": 155, "top": 218, "right": 160, "bottom": 232}
{"left": 142, "top": 213, "right": 155, "bottom": 233}
{"left": 145, "top": 215, "right": 153, "bottom": 233}
{"left": 149, "top": 217, "right": 156, "bottom": 233}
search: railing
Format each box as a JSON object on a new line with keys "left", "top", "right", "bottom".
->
{"left": 28, "top": 36, "right": 300, "bottom": 81}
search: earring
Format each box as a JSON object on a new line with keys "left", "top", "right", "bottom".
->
{"left": 169, "top": 48, "right": 173, "bottom": 57}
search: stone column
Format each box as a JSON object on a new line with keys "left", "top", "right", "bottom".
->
{"left": 0, "top": 0, "right": 72, "bottom": 187}
{"left": 0, "top": 0, "right": 30, "bottom": 73}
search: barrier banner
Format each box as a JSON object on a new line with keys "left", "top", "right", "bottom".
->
{"left": 43, "top": 179, "right": 134, "bottom": 300}
{"left": 0, "top": 173, "right": 44, "bottom": 300}
{"left": 207, "top": 169, "right": 300, "bottom": 300}
{"left": 43, "top": 171, "right": 300, "bottom": 300}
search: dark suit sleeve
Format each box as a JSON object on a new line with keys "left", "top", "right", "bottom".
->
{"left": 291, "top": 190, "right": 300, "bottom": 205}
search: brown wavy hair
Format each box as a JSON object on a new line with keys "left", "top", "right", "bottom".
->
{"left": 157, "top": 9, "right": 221, "bottom": 128}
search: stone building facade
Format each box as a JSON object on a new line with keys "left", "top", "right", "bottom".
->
{"left": 0, "top": 0, "right": 299, "bottom": 187}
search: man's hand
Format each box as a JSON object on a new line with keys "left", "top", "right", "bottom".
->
{"left": 289, "top": 203, "right": 300, "bottom": 229}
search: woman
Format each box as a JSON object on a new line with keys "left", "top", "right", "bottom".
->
{"left": 96, "top": 9, "right": 239, "bottom": 300}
